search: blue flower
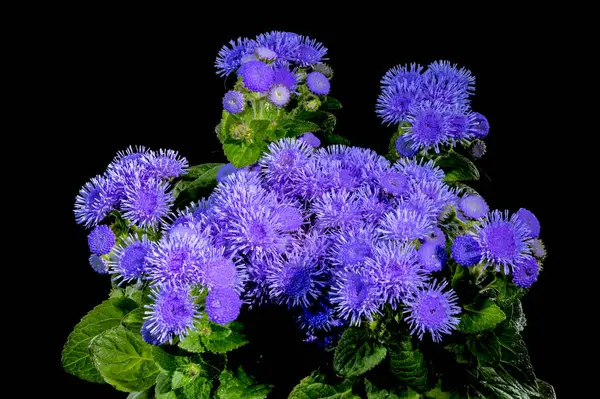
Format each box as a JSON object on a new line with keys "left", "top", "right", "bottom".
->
{"left": 404, "top": 280, "right": 461, "bottom": 342}
{"left": 199, "top": 251, "right": 241, "bottom": 291}
{"left": 474, "top": 210, "right": 532, "bottom": 274}
{"left": 516, "top": 208, "right": 540, "bottom": 238}
{"left": 367, "top": 242, "right": 426, "bottom": 307}
{"left": 530, "top": 239, "right": 546, "bottom": 259}
{"left": 253, "top": 31, "right": 301, "bottom": 64}
{"left": 89, "top": 254, "right": 108, "bottom": 274}
{"left": 451, "top": 235, "right": 482, "bottom": 266}
{"left": 222, "top": 90, "right": 245, "bottom": 114}
{"left": 306, "top": 72, "right": 330, "bottom": 95}
{"left": 238, "top": 60, "right": 275, "bottom": 92}
{"left": 298, "top": 132, "right": 321, "bottom": 148}
{"left": 74, "top": 175, "right": 117, "bottom": 227}
{"left": 260, "top": 138, "right": 312, "bottom": 191}
{"left": 422, "top": 61, "right": 474, "bottom": 107}
{"left": 144, "top": 285, "right": 199, "bottom": 343}
{"left": 354, "top": 186, "right": 393, "bottom": 221}
{"left": 311, "top": 189, "right": 363, "bottom": 230}
{"left": 87, "top": 225, "right": 116, "bottom": 255}
{"left": 141, "top": 320, "right": 167, "bottom": 346}
{"left": 405, "top": 102, "right": 452, "bottom": 153}
{"left": 376, "top": 81, "right": 421, "bottom": 125}
{"left": 376, "top": 170, "right": 409, "bottom": 197}
{"left": 215, "top": 37, "right": 252, "bottom": 77}
{"left": 512, "top": 257, "right": 539, "bottom": 288}
{"left": 225, "top": 206, "right": 290, "bottom": 256}
{"left": 216, "top": 163, "right": 239, "bottom": 184}
{"left": 293, "top": 36, "right": 327, "bottom": 66}
{"left": 268, "top": 84, "right": 291, "bottom": 107}
{"left": 423, "top": 225, "right": 446, "bottom": 246}
{"left": 330, "top": 268, "right": 382, "bottom": 326}
{"left": 206, "top": 287, "right": 242, "bottom": 325}
{"left": 121, "top": 178, "right": 174, "bottom": 228}
{"left": 469, "top": 112, "right": 489, "bottom": 138}
{"left": 142, "top": 149, "right": 189, "bottom": 180}
{"left": 298, "top": 304, "right": 337, "bottom": 333}
{"left": 255, "top": 46, "right": 278, "bottom": 61}
{"left": 329, "top": 225, "right": 375, "bottom": 268}
{"left": 395, "top": 135, "right": 418, "bottom": 157}
{"left": 109, "top": 235, "right": 152, "bottom": 284}
{"left": 273, "top": 67, "right": 298, "bottom": 89}
{"left": 381, "top": 63, "right": 424, "bottom": 88}
{"left": 418, "top": 241, "right": 448, "bottom": 273}
{"left": 409, "top": 180, "right": 458, "bottom": 216}
{"left": 395, "top": 158, "right": 445, "bottom": 184}
{"left": 274, "top": 204, "right": 304, "bottom": 232}
{"left": 378, "top": 208, "right": 434, "bottom": 242}
{"left": 459, "top": 195, "right": 489, "bottom": 220}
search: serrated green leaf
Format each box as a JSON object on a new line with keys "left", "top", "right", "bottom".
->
{"left": 423, "top": 383, "right": 453, "bottom": 399}
{"left": 476, "top": 366, "right": 539, "bottom": 399}
{"left": 479, "top": 277, "right": 524, "bottom": 307}
{"left": 174, "top": 163, "right": 223, "bottom": 206}
{"left": 435, "top": 152, "right": 480, "bottom": 181}
{"left": 89, "top": 326, "right": 160, "bottom": 392}
{"left": 365, "top": 378, "right": 418, "bottom": 399}
{"left": 156, "top": 372, "right": 179, "bottom": 399}
{"left": 217, "top": 368, "right": 272, "bottom": 399}
{"left": 289, "top": 376, "right": 338, "bottom": 399}
{"left": 321, "top": 96, "right": 343, "bottom": 110}
{"left": 458, "top": 299, "right": 506, "bottom": 333}
{"left": 178, "top": 330, "right": 205, "bottom": 353}
{"left": 152, "top": 346, "right": 179, "bottom": 373}
{"left": 123, "top": 308, "right": 145, "bottom": 333}
{"left": 444, "top": 343, "right": 471, "bottom": 365}
{"left": 61, "top": 297, "right": 138, "bottom": 383}
{"left": 466, "top": 334, "right": 501, "bottom": 363}
{"left": 201, "top": 321, "right": 249, "bottom": 353}
{"left": 182, "top": 376, "right": 211, "bottom": 399}
{"left": 183, "top": 163, "right": 226, "bottom": 181}
{"left": 333, "top": 327, "right": 387, "bottom": 378}
{"left": 127, "top": 389, "right": 153, "bottom": 399}
{"left": 535, "top": 379, "right": 556, "bottom": 399}
{"left": 388, "top": 335, "right": 430, "bottom": 393}
{"left": 223, "top": 141, "right": 268, "bottom": 168}
{"left": 278, "top": 119, "right": 321, "bottom": 138}
{"left": 172, "top": 370, "right": 192, "bottom": 389}
{"left": 249, "top": 119, "right": 271, "bottom": 141}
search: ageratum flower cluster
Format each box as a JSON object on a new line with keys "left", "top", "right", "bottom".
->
{"left": 377, "top": 62, "right": 489, "bottom": 157}
{"left": 217, "top": 31, "right": 331, "bottom": 112}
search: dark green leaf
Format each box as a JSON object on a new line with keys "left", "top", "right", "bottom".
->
{"left": 90, "top": 326, "right": 160, "bottom": 392}
{"left": 156, "top": 372, "right": 179, "bottom": 399}
{"left": 466, "top": 334, "right": 501, "bottom": 363}
{"left": 476, "top": 366, "right": 539, "bottom": 399}
{"left": 278, "top": 119, "right": 321, "bottom": 137}
{"left": 423, "top": 383, "right": 453, "bottom": 399}
{"left": 321, "top": 96, "right": 343, "bottom": 110}
{"left": 388, "top": 335, "right": 430, "bottom": 392}
{"left": 152, "top": 346, "right": 179, "bottom": 373}
{"left": 183, "top": 163, "right": 226, "bottom": 181}
{"left": 123, "top": 308, "right": 145, "bottom": 333}
{"left": 365, "top": 378, "right": 418, "bottom": 398}
{"left": 127, "top": 389, "right": 153, "bottom": 399}
{"left": 444, "top": 344, "right": 471, "bottom": 365}
{"left": 61, "top": 297, "right": 138, "bottom": 383}
{"left": 535, "top": 379, "right": 556, "bottom": 399}
{"left": 435, "top": 152, "right": 480, "bottom": 181}
{"left": 181, "top": 376, "right": 211, "bottom": 399}
{"left": 288, "top": 376, "right": 338, "bottom": 399}
{"left": 174, "top": 163, "right": 223, "bottom": 206}
{"left": 216, "top": 368, "right": 272, "bottom": 399}
{"left": 333, "top": 327, "right": 387, "bottom": 378}
{"left": 458, "top": 299, "right": 506, "bottom": 333}
{"left": 223, "top": 141, "right": 268, "bottom": 168}
{"left": 201, "top": 321, "right": 249, "bottom": 353}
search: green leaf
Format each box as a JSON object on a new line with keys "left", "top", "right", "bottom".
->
{"left": 152, "top": 346, "right": 179, "bottom": 373}
{"left": 123, "top": 308, "right": 145, "bottom": 333}
{"left": 288, "top": 376, "right": 338, "bottom": 399}
{"left": 444, "top": 343, "right": 471, "bottom": 365}
{"left": 479, "top": 277, "right": 524, "bottom": 307}
{"left": 423, "top": 384, "right": 453, "bottom": 399}
{"left": 174, "top": 163, "right": 223, "bottom": 206}
{"left": 435, "top": 152, "right": 480, "bottom": 181}
{"left": 458, "top": 299, "right": 506, "bottom": 333}
{"left": 476, "top": 366, "right": 539, "bottom": 399}
{"left": 61, "top": 297, "right": 138, "bottom": 383}
{"left": 223, "top": 141, "right": 268, "bottom": 168}
{"left": 333, "top": 327, "right": 387, "bottom": 378}
{"left": 535, "top": 379, "right": 556, "bottom": 399}
{"left": 178, "top": 330, "right": 205, "bottom": 353}
{"left": 89, "top": 326, "right": 160, "bottom": 392}
{"left": 321, "top": 96, "right": 343, "bottom": 110}
{"left": 388, "top": 335, "right": 430, "bottom": 392}
{"left": 249, "top": 119, "right": 272, "bottom": 141}
{"left": 278, "top": 119, "right": 321, "bottom": 138}
{"left": 216, "top": 368, "right": 272, "bottom": 399}
{"left": 183, "top": 163, "right": 226, "bottom": 181}
{"left": 466, "top": 333, "right": 501, "bottom": 363}
{"left": 365, "top": 378, "right": 416, "bottom": 398}
{"left": 181, "top": 376, "right": 211, "bottom": 399}
{"left": 201, "top": 321, "right": 249, "bottom": 353}
{"left": 127, "top": 389, "right": 153, "bottom": 399}
{"left": 156, "top": 372, "right": 179, "bottom": 399}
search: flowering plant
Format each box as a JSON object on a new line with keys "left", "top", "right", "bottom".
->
{"left": 62, "top": 31, "right": 555, "bottom": 398}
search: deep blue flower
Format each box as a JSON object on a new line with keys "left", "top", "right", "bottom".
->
{"left": 512, "top": 257, "right": 539, "bottom": 288}
{"left": 418, "top": 241, "right": 448, "bottom": 273}
{"left": 404, "top": 280, "right": 461, "bottom": 342}
{"left": 395, "top": 158, "right": 445, "bottom": 184}
{"left": 144, "top": 285, "right": 199, "bottom": 343}
{"left": 293, "top": 36, "right": 327, "bottom": 66}
{"left": 260, "top": 138, "right": 312, "bottom": 190}
{"left": 274, "top": 204, "right": 304, "bottom": 232}
{"left": 474, "top": 210, "right": 532, "bottom": 274}
{"left": 311, "top": 189, "right": 363, "bottom": 230}
{"left": 273, "top": 67, "right": 298, "bottom": 89}
{"left": 377, "top": 170, "right": 409, "bottom": 197}
{"left": 381, "top": 63, "right": 424, "bottom": 88}
{"left": 422, "top": 61, "right": 474, "bottom": 107}
{"left": 409, "top": 180, "right": 458, "bottom": 215}
{"left": 89, "top": 254, "right": 108, "bottom": 274}
{"left": 459, "top": 195, "right": 489, "bottom": 220}
{"left": 141, "top": 149, "right": 188, "bottom": 180}
{"left": 405, "top": 102, "right": 452, "bottom": 153}
{"left": 215, "top": 37, "right": 252, "bottom": 77}
{"left": 253, "top": 31, "right": 301, "bottom": 64}
{"left": 109, "top": 235, "right": 152, "bottom": 284}
{"left": 469, "top": 112, "right": 489, "bottom": 138}
{"left": 222, "top": 90, "right": 245, "bottom": 114}
{"left": 206, "top": 287, "right": 243, "bottom": 325}
{"left": 238, "top": 60, "right": 275, "bottom": 92}
{"left": 306, "top": 72, "right": 330, "bottom": 95}
{"left": 216, "top": 163, "right": 239, "bottom": 183}
{"left": 298, "top": 304, "right": 337, "bottom": 333}
{"left": 121, "top": 178, "right": 174, "bottom": 228}
{"left": 87, "top": 225, "right": 116, "bottom": 255}
{"left": 330, "top": 268, "right": 382, "bottom": 326}
{"left": 141, "top": 320, "right": 167, "bottom": 346}
{"left": 74, "top": 175, "right": 117, "bottom": 227}
{"left": 395, "top": 135, "right": 418, "bottom": 157}
{"left": 298, "top": 132, "right": 320, "bottom": 148}
{"left": 398, "top": 192, "right": 437, "bottom": 220}
{"left": 423, "top": 225, "right": 446, "bottom": 246}
{"left": 378, "top": 207, "right": 434, "bottom": 242}
{"left": 268, "top": 84, "right": 291, "bottom": 107}
{"left": 198, "top": 251, "right": 240, "bottom": 291}
{"left": 451, "top": 235, "right": 482, "bottom": 266}
{"left": 516, "top": 208, "right": 541, "bottom": 238}
{"left": 329, "top": 225, "right": 375, "bottom": 268}
{"left": 376, "top": 81, "right": 421, "bottom": 125}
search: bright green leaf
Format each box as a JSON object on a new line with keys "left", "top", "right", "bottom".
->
{"left": 90, "top": 326, "right": 160, "bottom": 392}
{"left": 216, "top": 368, "right": 272, "bottom": 399}
{"left": 156, "top": 372, "right": 179, "bottom": 399}
{"left": 201, "top": 321, "right": 249, "bottom": 354}
{"left": 178, "top": 330, "right": 205, "bottom": 353}
{"left": 182, "top": 376, "right": 211, "bottom": 399}
{"left": 183, "top": 163, "right": 226, "bottom": 181}
{"left": 127, "top": 389, "right": 153, "bottom": 399}
{"left": 123, "top": 308, "right": 145, "bottom": 333}
{"left": 365, "top": 378, "right": 418, "bottom": 399}
{"left": 61, "top": 297, "right": 138, "bottom": 383}
{"left": 223, "top": 141, "right": 268, "bottom": 168}
{"left": 435, "top": 152, "right": 480, "bottom": 181}
{"left": 288, "top": 376, "right": 338, "bottom": 399}
{"left": 152, "top": 346, "right": 179, "bottom": 373}
{"left": 333, "top": 327, "right": 387, "bottom": 378}
{"left": 458, "top": 299, "right": 506, "bottom": 333}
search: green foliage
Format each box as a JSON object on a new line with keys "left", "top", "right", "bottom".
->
{"left": 388, "top": 335, "right": 430, "bottom": 393}
{"left": 61, "top": 297, "right": 138, "bottom": 383}
{"left": 216, "top": 368, "right": 272, "bottom": 399}
{"left": 89, "top": 326, "right": 160, "bottom": 392}
{"left": 434, "top": 152, "right": 480, "bottom": 181}
{"left": 333, "top": 327, "right": 387, "bottom": 378}
{"left": 173, "top": 162, "right": 223, "bottom": 207}
{"left": 458, "top": 299, "right": 507, "bottom": 333}
{"left": 288, "top": 375, "right": 338, "bottom": 399}
{"left": 365, "top": 378, "right": 419, "bottom": 399}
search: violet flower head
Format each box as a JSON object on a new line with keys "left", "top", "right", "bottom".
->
{"left": 395, "top": 135, "right": 418, "bottom": 158}
{"left": 144, "top": 285, "right": 199, "bottom": 344}
{"left": 74, "top": 175, "right": 117, "bottom": 227}
{"left": 268, "top": 84, "right": 291, "bottom": 107}
{"left": 215, "top": 37, "right": 252, "bottom": 76}
{"left": 328, "top": 224, "right": 375, "bottom": 268}
{"left": 121, "top": 178, "right": 174, "bottom": 228}
{"left": 459, "top": 195, "right": 489, "bottom": 220}
{"left": 311, "top": 189, "right": 363, "bottom": 230}
{"left": 141, "top": 149, "right": 188, "bottom": 180}
{"left": 451, "top": 235, "right": 482, "bottom": 267}
{"left": 298, "top": 132, "right": 321, "bottom": 148}
{"left": 108, "top": 235, "right": 152, "bottom": 284}
{"left": 222, "top": 90, "right": 245, "bottom": 114}
{"left": 87, "top": 225, "right": 116, "bottom": 255}
{"left": 516, "top": 208, "right": 541, "bottom": 238}
{"left": 418, "top": 241, "right": 448, "bottom": 273}
{"left": 330, "top": 268, "right": 382, "bottom": 326}
{"left": 512, "top": 257, "right": 540, "bottom": 288}
{"left": 306, "top": 72, "right": 330, "bottom": 95}
{"left": 293, "top": 36, "right": 327, "bottom": 66}
{"left": 206, "top": 287, "right": 242, "bottom": 325}
{"left": 89, "top": 255, "right": 108, "bottom": 274}
{"left": 238, "top": 60, "right": 275, "bottom": 92}
{"left": 378, "top": 207, "right": 434, "bottom": 242}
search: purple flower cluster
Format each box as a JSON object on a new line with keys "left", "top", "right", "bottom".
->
{"left": 376, "top": 61, "right": 489, "bottom": 155}
{"left": 217, "top": 31, "right": 332, "bottom": 112}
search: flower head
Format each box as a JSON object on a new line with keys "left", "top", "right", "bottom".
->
{"left": 199, "top": 252, "right": 240, "bottom": 291}
{"left": 255, "top": 46, "right": 278, "bottom": 61}
{"left": 406, "top": 102, "right": 452, "bottom": 153}
{"left": 422, "top": 61, "right": 474, "bottom": 107}
{"left": 459, "top": 195, "right": 489, "bottom": 220}
{"left": 89, "top": 254, "right": 108, "bottom": 274}
{"left": 404, "top": 280, "right": 461, "bottom": 342}
{"left": 381, "top": 63, "right": 424, "bottom": 88}
{"left": 141, "top": 149, "right": 188, "bottom": 180}
{"left": 293, "top": 36, "right": 327, "bottom": 66}
{"left": 418, "top": 241, "right": 448, "bottom": 273}
{"left": 216, "top": 163, "right": 239, "bottom": 183}
{"left": 395, "top": 158, "right": 445, "bottom": 183}
{"left": 306, "top": 72, "right": 330, "bottom": 95}
{"left": 530, "top": 239, "right": 546, "bottom": 259}
{"left": 260, "top": 138, "right": 312, "bottom": 190}
{"left": 330, "top": 268, "right": 382, "bottom": 326}
{"left": 141, "top": 320, "right": 167, "bottom": 346}
{"left": 87, "top": 225, "right": 116, "bottom": 255}
{"left": 471, "top": 140, "right": 486, "bottom": 159}
{"left": 273, "top": 67, "right": 298, "bottom": 89}
{"left": 109, "top": 235, "right": 152, "bottom": 284}
{"left": 470, "top": 112, "right": 489, "bottom": 138}
{"left": 516, "top": 208, "right": 541, "bottom": 238}
{"left": 377, "top": 170, "right": 409, "bottom": 197}
{"left": 253, "top": 31, "right": 301, "bottom": 64}
{"left": 298, "top": 304, "right": 337, "bottom": 333}
{"left": 121, "top": 178, "right": 174, "bottom": 228}
{"left": 298, "top": 132, "right": 321, "bottom": 148}
{"left": 329, "top": 225, "right": 375, "bottom": 268}
{"left": 144, "top": 285, "right": 199, "bottom": 343}
{"left": 451, "top": 235, "right": 482, "bottom": 266}
{"left": 205, "top": 287, "right": 242, "bottom": 325}
{"left": 512, "top": 257, "right": 539, "bottom": 288}
{"left": 74, "top": 175, "right": 117, "bottom": 227}
{"left": 238, "top": 60, "right": 275, "bottom": 92}
{"left": 311, "top": 189, "right": 363, "bottom": 230}
{"left": 274, "top": 204, "right": 304, "bottom": 232}
{"left": 376, "top": 80, "right": 421, "bottom": 125}
{"left": 395, "top": 135, "right": 418, "bottom": 158}
{"left": 378, "top": 208, "right": 434, "bottom": 242}
{"left": 423, "top": 225, "right": 446, "bottom": 246}
{"left": 215, "top": 37, "right": 251, "bottom": 76}
{"left": 222, "top": 90, "right": 245, "bottom": 114}
{"left": 268, "top": 84, "right": 291, "bottom": 107}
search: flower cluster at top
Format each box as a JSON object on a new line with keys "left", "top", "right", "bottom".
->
{"left": 217, "top": 31, "right": 331, "bottom": 113}
{"left": 74, "top": 137, "right": 545, "bottom": 346}
{"left": 376, "top": 62, "right": 489, "bottom": 157}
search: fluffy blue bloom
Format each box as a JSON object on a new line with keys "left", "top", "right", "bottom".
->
{"left": 329, "top": 225, "right": 375, "bottom": 268}
{"left": 398, "top": 192, "right": 437, "bottom": 220}
{"left": 422, "top": 61, "right": 474, "bottom": 107}
{"left": 330, "top": 268, "right": 382, "bottom": 326}
{"left": 89, "top": 254, "right": 108, "bottom": 274}
{"left": 273, "top": 67, "right": 298, "bottom": 89}
{"left": 267, "top": 248, "right": 325, "bottom": 307}
{"left": 293, "top": 36, "right": 327, "bottom": 66}
{"left": 367, "top": 242, "right": 426, "bottom": 306}
{"left": 474, "top": 210, "right": 532, "bottom": 274}
{"left": 74, "top": 175, "right": 117, "bottom": 227}
{"left": 451, "top": 235, "right": 482, "bottom": 266}
{"left": 121, "top": 178, "right": 174, "bottom": 228}
{"left": 244, "top": 254, "right": 272, "bottom": 306}
{"left": 260, "top": 138, "right": 312, "bottom": 190}
{"left": 225, "top": 206, "right": 290, "bottom": 256}
{"left": 268, "top": 84, "right": 291, "bottom": 107}
{"left": 141, "top": 320, "right": 167, "bottom": 346}
{"left": 109, "top": 235, "right": 152, "bottom": 283}
{"left": 381, "top": 63, "right": 424, "bottom": 88}
{"left": 395, "top": 158, "right": 445, "bottom": 184}
{"left": 306, "top": 72, "right": 330, "bottom": 95}
{"left": 311, "top": 189, "right": 363, "bottom": 230}
{"left": 144, "top": 285, "right": 199, "bottom": 343}
{"left": 516, "top": 208, "right": 541, "bottom": 238}
{"left": 418, "top": 241, "right": 448, "bottom": 273}
{"left": 376, "top": 80, "right": 421, "bottom": 125}
{"left": 142, "top": 149, "right": 188, "bottom": 180}
{"left": 395, "top": 135, "right": 418, "bottom": 157}
{"left": 378, "top": 208, "right": 434, "bottom": 242}
{"left": 255, "top": 46, "right": 278, "bottom": 61}
{"left": 298, "top": 132, "right": 320, "bottom": 148}
{"left": 459, "top": 195, "right": 489, "bottom": 219}
{"left": 199, "top": 252, "right": 240, "bottom": 291}
{"left": 216, "top": 163, "right": 238, "bottom": 183}
{"left": 423, "top": 225, "right": 446, "bottom": 246}
{"left": 274, "top": 204, "right": 304, "bottom": 232}
{"left": 405, "top": 102, "right": 452, "bottom": 153}
{"left": 188, "top": 198, "right": 213, "bottom": 219}
{"left": 298, "top": 304, "right": 337, "bottom": 333}
{"left": 215, "top": 37, "right": 252, "bottom": 77}
{"left": 530, "top": 239, "right": 546, "bottom": 259}
{"left": 238, "top": 60, "right": 275, "bottom": 92}
{"left": 471, "top": 140, "right": 486, "bottom": 159}
{"left": 206, "top": 287, "right": 242, "bottom": 325}
{"left": 404, "top": 280, "right": 461, "bottom": 342}
{"left": 87, "top": 225, "right": 116, "bottom": 255}
{"left": 253, "top": 31, "right": 301, "bottom": 64}
{"left": 512, "top": 257, "right": 539, "bottom": 288}
{"left": 355, "top": 186, "right": 393, "bottom": 221}
{"left": 409, "top": 180, "right": 458, "bottom": 215}
{"left": 377, "top": 170, "right": 409, "bottom": 197}
{"left": 222, "top": 90, "right": 245, "bottom": 114}
{"left": 110, "top": 145, "right": 150, "bottom": 168}
{"left": 145, "top": 234, "right": 208, "bottom": 287}
{"left": 470, "top": 112, "right": 489, "bottom": 138}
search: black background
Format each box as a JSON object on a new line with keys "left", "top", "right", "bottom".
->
{"left": 43, "top": 16, "right": 573, "bottom": 398}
